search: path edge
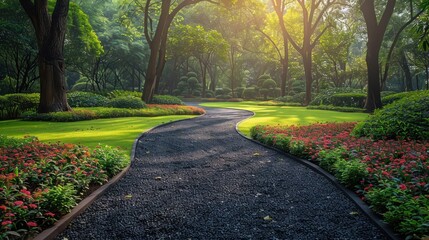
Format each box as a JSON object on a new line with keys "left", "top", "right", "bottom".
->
{"left": 234, "top": 110, "right": 401, "bottom": 240}
{"left": 33, "top": 113, "right": 205, "bottom": 240}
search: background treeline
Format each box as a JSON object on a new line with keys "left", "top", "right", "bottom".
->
{"left": 1, "top": 0, "right": 429, "bottom": 104}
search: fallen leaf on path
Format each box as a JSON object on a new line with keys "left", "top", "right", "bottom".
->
{"left": 349, "top": 211, "right": 359, "bottom": 215}
{"left": 155, "top": 176, "right": 162, "bottom": 181}
{"left": 253, "top": 152, "right": 260, "bottom": 156}
{"left": 124, "top": 194, "right": 133, "bottom": 199}
{"left": 263, "top": 215, "right": 273, "bottom": 221}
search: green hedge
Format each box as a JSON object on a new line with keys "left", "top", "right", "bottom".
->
{"left": 331, "top": 93, "right": 366, "bottom": 108}
{"left": 307, "top": 105, "right": 365, "bottom": 113}
{"left": 353, "top": 91, "right": 429, "bottom": 140}
{"left": 68, "top": 92, "right": 109, "bottom": 107}
{"left": 150, "top": 95, "right": 184, "bottom": 105}
{"left": 107, "top": 90, "right": 140, "bottom": 99}
{"left": 381, "top": 90, "right": 427, "bottom": 106}
{"left": 108, "top": 96, "right": 146, "bottom": 109}
{"left": 0, "top": 93, "right": 40, "bottom": 120}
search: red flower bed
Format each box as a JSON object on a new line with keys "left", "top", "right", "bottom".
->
{"left": 0, "top": 137, "right": 121, "bottom": 239}
{"left": 251, "top": 123, "right": 429, "bottom": 238}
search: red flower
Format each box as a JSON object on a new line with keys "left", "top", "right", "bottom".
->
{"left": 26, "top": 221, "right": 38, "bottom": 227}
{"left": 14, "top": 201, "right": 24, "bottom": 206}
{"left": 20, "top": 189, "right": 31, "bottom": 196}
{"left": 29, "top": 203, "right": 37, "bottom": 209}
{"left": 0, "top": 205, "right": 7, "bottom": 211}
{"left": 1, "top": 220, "right": 12, "bottom": 226}
{"left": 399, "top": 184, "right": 407, "bottom": 190}
{"left": 45, "top": 212, "right": 55, "bottom": 217}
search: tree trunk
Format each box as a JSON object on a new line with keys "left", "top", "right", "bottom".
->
{"left": 303, "top": 51, "right": 313, "bottom": 105}
{"left": 399, "top": 50, "right": 413, "bottom": 91}
{"left": 20, "top": 0, "right": 71, "bottom": 113}
{"left": 360, "top": 0, "right": 396, "bottom": 112}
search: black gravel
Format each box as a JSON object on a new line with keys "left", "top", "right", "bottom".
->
{"left": 58, "top": 107, "right": 388, "bottom": 240}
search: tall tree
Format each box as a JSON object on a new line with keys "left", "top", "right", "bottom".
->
{"left": 359, "top": 0, "right": 396, "bottom": 112}
{"left": 19, "top": 0, "right": 71, "bottom": 113}
{"left": 278, "top": 0, "right": 339, "bottom": 105}
{"left": 138, "top": 0, "right": 207, "bottom": 102}
{"left": 271, "top": 0, "right": 290, "bottom": 96}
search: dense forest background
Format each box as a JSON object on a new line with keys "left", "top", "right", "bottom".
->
{"left": 1, "top": 0, "right": 429, "bottom": 110}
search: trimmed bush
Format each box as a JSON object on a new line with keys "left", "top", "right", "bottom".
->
{"left": 150, "top": 95, "right": 184, "bottom": 105}
{"left": 0, "top": 93, "right": 40, "bottom": 119}
{"left": 291, "top": 92, "right": 306, "bottom": 104}
{"left": 108, "top": 96, "right": 146, "bottom": 109}
{"left": 331, "top": 93, "right": 366, "bottom": 108}
{"left": 353, "top": 91, "right": 429, "bottom": 140}
{"left": 68, "top": 91, "right": 108, "bottom": 107}
{"left": 307, "top": 105, "right": 365, "bottom": 113}
{"left": 107, "top": 90, "right": 140, "bottom": 99}
{"left": 381, "top": 90, "right": 426, "bottom": 106}
{"left": 23, "top": 109, "right": 97, "bottom": 122}
{"left": 242, "top": 87, "right": 258, "bottom": 99}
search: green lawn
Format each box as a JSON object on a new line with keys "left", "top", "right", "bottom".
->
{"left": 201, "top": 101, "right": 369, "bottom": 136}
{"left": 0, "top": 115, "right": 195, "bottom": 155}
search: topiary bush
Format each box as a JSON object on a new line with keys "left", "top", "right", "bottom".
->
{"left": 108, "top": 96, "right": 146, "bottom": 109}
{"left": 149, "top": 95, "right": 184, "bottom": 105}
{"left": 352, "top": 91, "right": 429, "bottom": 140}
{"left": 243, "top": 87, "right": 258, "bottom": 99}
{"left": 68, "top": 91, "right": 109, "bottom": 107}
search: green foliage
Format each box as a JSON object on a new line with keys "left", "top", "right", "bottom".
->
{"left": 24, "top": 105, "right": 204, "bottom": 122}
{"left": 262, "top": 79, "right": 277, "bottom": 89}
{"left": 274, "top": 96, "right": 293, "bottom": 102}
{"left": 273, "top": 135, "right": 292, "bottom": 152}
{"left": 381, "top": 91, "right": 423, "bottom": 106}
{"left": 24, "top": 109, "right": 97, "bottom": 122}
{"left": 108, "top": 96, "right": 146, "bottom": 109}
{"left": 366, "top": 185, "right": 407, "bottom": 214}
{"left": 242, "top": 87, "right": 258, "bottom": 99}
{"left": 0, "top": 135, "right": 37, "bottom": 148}
{"left": 150, "top": 95, "right": 184, "bottom": 105}
{"left": 317, "top": 147, "right": 347, "bottom": 173}
{"left": 334, "top": 159, "right": 368, "bottom": 188}
{"left": 331, "top": 93, "right": 366, "bottom": 108}
{"left": 0, "top": 93, "right": 40, "bottom": 119}
{"left": 291, "top": 92, "right": 306, "bottom": 104}
{"left": 310, "top": 88, "right": 364, "bottom": 106}
{"left": 107, "top": 90, "right": 141, "bottom": 99}
{"left": 353, "top": 91, "right": 429, "bottom": 140}
{"left": 289, "top": 140, "right": 307, "bottom": 158}
{"left": 92, "top": 145, "right": 129, "bottom": 177}
{"left": 235, "top": 87, "right": 245, "bottom": 98}
{"left": 42, "top": 184, "right": 77, "bottom": 215}
{"left": 307, "top": 105, "right": 365, "bottom": 113}
{"left": 384, "top": 196, "right": 429, "bottom": 238}
{"left": 68, "top": 91, "right": 108, "bottom": 107}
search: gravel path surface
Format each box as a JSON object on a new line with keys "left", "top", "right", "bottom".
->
{"left": 58, "top": 107, "right": 388, "bottom": 240}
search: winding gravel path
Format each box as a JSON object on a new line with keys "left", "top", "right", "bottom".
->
{"left": 58, "top": 107, "right": 388, "bottom": 239}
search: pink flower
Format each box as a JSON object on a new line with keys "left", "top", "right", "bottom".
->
{"left": 20, "top": 189, "right": 31, "bottom": 196}
{"left": 29, "top": 204, "right": 38, "bottom": 209}
{"left": 399, "top": 184, "right": 407, "bottom": 190}
{"left": 0, "top": 205, "right": 7, "bottom": 211}
{"left": 14, "top": 201, "right": 24, "bottom": 206}
{"left": 5, "top": 213, "right": 15, "bottom": 217}
{"left": 1, "top": 220, "right": 12, "bottom": 226}
{"left": 26, "top": 222, "right": 38, "bottom": 227}
{"left": 44, "top": 212, "right": 55, "bottom": 217}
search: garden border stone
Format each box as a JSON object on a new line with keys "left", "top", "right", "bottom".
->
{"left": 33, "top": 113, "right": 205, "bottom": 240}
{"left": 233, "top": 110, "right": 400, "bottom": 240}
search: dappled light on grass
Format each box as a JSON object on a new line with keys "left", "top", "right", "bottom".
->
{"left": 0, "top": 116, "right": 196, "bottom": 155}
{"left": 201, "top": 101, "right": 368, "bottom": 136}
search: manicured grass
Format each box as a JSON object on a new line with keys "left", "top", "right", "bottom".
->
{"left": 201, "top": 101, "right": 369, "bottom": 136}
{"left": 0, "top": 115, "right": 195, "bottom": 155}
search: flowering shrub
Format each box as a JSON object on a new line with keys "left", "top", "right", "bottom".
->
{"left": 0, "top": 136, "right": 128, "bottom": 239}
{"left": 250, "top": 123, "right": 429, "bottom": 239}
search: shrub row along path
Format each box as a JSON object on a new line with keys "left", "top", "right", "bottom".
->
{"left": 58, "top": 106, "right": 387, "bottom": 239}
